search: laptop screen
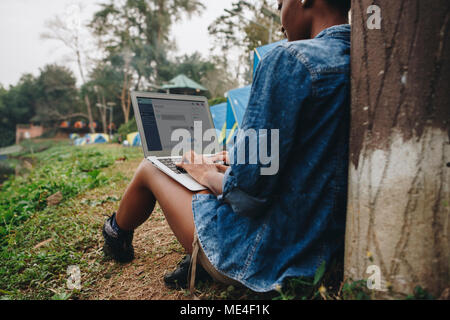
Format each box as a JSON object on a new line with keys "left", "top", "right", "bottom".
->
{"left": 136, "top": 97, "right": 214, "bottom": 153}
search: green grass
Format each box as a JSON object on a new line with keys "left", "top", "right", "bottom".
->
{"left": 0, "top": 143, "right": 141, "bottom": 243}
{"left": 0, "top": 140, "right": 388, "bottom": 301}
{"left": 0, "top": 142, "right": 142, "bottom": 299}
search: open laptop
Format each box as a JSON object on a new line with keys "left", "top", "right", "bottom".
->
{"left": 131, "top": 91, "right": 221, "bottom": 191}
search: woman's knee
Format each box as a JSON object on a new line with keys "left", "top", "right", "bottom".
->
{"left": 134, "top": 159, "right": 158, "bottom": 183}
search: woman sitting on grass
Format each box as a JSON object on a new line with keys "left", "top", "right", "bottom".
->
{"left": 102, "top": 0, "right": 351, "bottom": 293}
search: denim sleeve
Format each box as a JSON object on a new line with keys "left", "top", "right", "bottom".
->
{"left": 218, "top": 45, "right": 313, "bottom": 218}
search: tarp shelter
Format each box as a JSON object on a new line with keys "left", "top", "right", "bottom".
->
{"left": 74, "top": 121, "right": 85, "bottom": 129}
{"left": 210, "top": 103, "right": 227, "bottom": 145}
{"left": 160, "top": 74, "right": 208, "bottom": 96}
{"left": 127, "top": 132, "right": 142, "bottom": 147}
{"left": 60, "top": 121, "right": 70, "bottom": 128}
{"left": 253, "top": 40, "right": 287, "bottom": 77}
{"left": 225, "top": 85, "right": 251, "bottom": 145}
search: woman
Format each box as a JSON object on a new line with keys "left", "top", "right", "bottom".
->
{"left": 102, "top": 0, "right": 351, "bottom": 293}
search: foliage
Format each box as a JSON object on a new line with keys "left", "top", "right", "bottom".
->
{"left": 118, "top": 117, "right": 138, "bottom": 140}
{"left": 0, "top": 75, "right": 39, "bottom": 147}
{"left": 83, "top": 63, "right": 123, "bottom": 132}
{"left": 406, "top": 286, "right": 435, "bottom": 300}
{"left": 0, "top": 143, "right": 134, "bottom": 245}
{"left": 208, "top": 0, "right": 283, "bottom": 83}
{"left": 0, "top": 143, "right": 142, "bottom": 300}
{"left": 90, "top": 0, "right": 204, "bottom": 83}
{"left": 33, "top": 65, "right": 83, "bottom": 124}
{"left": 208, "top": 97, "right": 227, "bottom": 107}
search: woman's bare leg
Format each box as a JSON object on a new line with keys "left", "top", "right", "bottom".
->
{"left": 115, "top": 159, "right": 209, "bottom": 254}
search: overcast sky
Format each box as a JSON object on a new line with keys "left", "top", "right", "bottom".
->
{"left": 0, "top": 0, "right": 235, "bottom": 88}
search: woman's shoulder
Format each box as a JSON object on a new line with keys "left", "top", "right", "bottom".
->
{"left": 264, "top": 34, "right": 350, "bottom": 78}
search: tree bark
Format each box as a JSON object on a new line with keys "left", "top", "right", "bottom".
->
{"left": 345, "top": 0, "right": 449, "bottom": 298}
{"left": 84, "top": 95, "right": 95, "bottom": 134}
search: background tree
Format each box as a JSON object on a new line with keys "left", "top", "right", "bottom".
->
{"left": 0, "top": 75, "right": 38, "bottom": 147}
{"left": 33, "top": 65, "right": 84, "bottom": 124}
{"left": 165, "top": 52, "right": 238, "bottom": 98}
{"left": 208, "top": 0, "right": 283, "bottom": 83}
{"left": 89, "top": 0, "right": 205, "bottom": 123}
{"left": 41, "top": 3, "right": 96, "bottom": 132}
{"left": 85, "top": 62, "right": 124, "bottom": 133}
{"left": 345, "top": 0, "right": 449, "bottom": 298}
{"left": 201, "top": 55, "right": 240, "bottom": 98}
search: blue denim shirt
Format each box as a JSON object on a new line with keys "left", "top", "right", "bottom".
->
{"left": 192, "top": 24, "right": 350, "bottom": 292}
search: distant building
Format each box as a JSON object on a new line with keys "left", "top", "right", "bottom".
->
{"left": 16, "top": 124, "right": 44, "bottom": 144}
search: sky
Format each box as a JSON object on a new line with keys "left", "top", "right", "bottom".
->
{"left": 0, "top": 0, "right": 235, "bottom": 88}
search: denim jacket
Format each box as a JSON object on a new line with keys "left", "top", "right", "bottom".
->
{"left": 192, "top": 24, "right": 351, "bottom": 292}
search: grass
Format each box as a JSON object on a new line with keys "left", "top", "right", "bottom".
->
{"left": 0, "top": 141, "right": 142, "bottom": 299}
{"left": 0, "top": 139, "right": 387, "bottom": 300}
{"left": 0, "top": 142, "right": 141, "bottom": 243}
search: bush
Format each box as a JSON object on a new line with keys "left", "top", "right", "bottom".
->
{"left": 117, "top": 118, "right": 138, "bottom": 141}
{"left": 208, "top": 97, "right": 227, "bottom": 107}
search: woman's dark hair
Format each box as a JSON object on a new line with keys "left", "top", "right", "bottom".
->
{"left": 325, "top": 0, "right": 351, "bottom": 14}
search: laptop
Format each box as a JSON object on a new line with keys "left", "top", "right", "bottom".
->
{"left": 131, "top": 91, "right": 221, "bottom": 191}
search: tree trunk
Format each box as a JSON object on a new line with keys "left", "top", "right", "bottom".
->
{"left": 100, "top": 93, "right": 108, "bottom": 135}
{"left": 121, "top": 72, "right": 130, "bottom": 124}
{"left": 84, "top": 95, "right": 95, "bottom": 134}
{"left": 345, "top": 0, "right": 449, "bottom": 298}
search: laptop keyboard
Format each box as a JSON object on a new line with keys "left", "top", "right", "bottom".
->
{"left": 158, "top": 158, "right": 187, "bottom": 174}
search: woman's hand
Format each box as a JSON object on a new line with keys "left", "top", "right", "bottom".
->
{"left": 209, "top": 151, "right": 229, "bottom": 165}
{"left": 175, "top": 151, "right": 219, "bottom": 187}
{"left": 209, "top": 151, "right": 230, "bottom": 174}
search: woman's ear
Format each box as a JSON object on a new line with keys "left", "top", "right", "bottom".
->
{"left": 302, "top": 0, "right": 314, "bottom": 8}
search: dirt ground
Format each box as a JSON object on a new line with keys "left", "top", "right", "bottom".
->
{"left": 89, "top": 208, "right": 188, "bottom": 300}
{"left": 80, "top": 158, "right": 189, "bottom": 300}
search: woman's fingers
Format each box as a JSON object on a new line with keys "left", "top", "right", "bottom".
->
{"left": 215, "top": 164, "right": 229, "bottom": 173}
{"left": 210, "top": 151, "right": 229, "bottom": 164}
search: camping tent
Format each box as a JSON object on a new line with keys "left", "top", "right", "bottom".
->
{"left": 253, "top": 40, "right": 287, "bottom": 77}
{"left": 69, "top": 133, "right": 80, "bottom": 140}
{"left": 74, "top": 121, "right": 85, "bottom": 129}
{"left": 224, "top": 40, "right": 286, "bottom": 145}
{"left": 225, "top": 85, "right": 252, "bottom": 145}
{"left": 74, "top": 137, "right": 87, "bottom": 146}
{"left": 210, "top": 103, "right": 227, "bottom": 145}
{"left": 60, "top": 121, "right": 70, "bottom": 128}
{"left": 127, "top": 132, "right": 142, "bottom": 146}
{"left": 84, "top": 133, "right": 109, "bottom": 144}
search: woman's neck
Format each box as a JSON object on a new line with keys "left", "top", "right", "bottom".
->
{"left": 310, "top": 13, "right": 348, "bottom": 38}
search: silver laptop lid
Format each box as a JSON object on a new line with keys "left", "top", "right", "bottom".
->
{"left": 131, "top": 91, "right": 219, "bottom": 158}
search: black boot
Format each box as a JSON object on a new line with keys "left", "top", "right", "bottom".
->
{"left": 102, "top": 213, "right": 134, "bottom": 263}
{"left": 164, "top": 254, "right": 212, "bottom": 289}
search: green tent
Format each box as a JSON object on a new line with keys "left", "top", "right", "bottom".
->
{"left": 160, "top": 74, "right": 207, "bottom": 96}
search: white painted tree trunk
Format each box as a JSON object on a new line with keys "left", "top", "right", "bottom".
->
{"left": 344, "top": 0, "right": 449, "bottom": 298}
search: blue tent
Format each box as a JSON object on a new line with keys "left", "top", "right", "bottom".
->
{"left": 225, "top": 85, "right": 251, "bottom": 145}
{"left": 93, "top": 134, "right": 108, "bottom": 144}
{"left": 127, "top": 132, "right": 142, "bottom": 147}
{"left": 210, "top": 103, "right": 227, "bottom": 145}
{"left": 223, "top": 40, "right": 286, "bottom": 146}
{"left": 253, "top": 40, "right": 287, "bottom": 77}
{"left": 74, "top": 137, "right": 87, "bottom": 146}
{"left": 84, "top": 133, "right": 109, "bottom": 144}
